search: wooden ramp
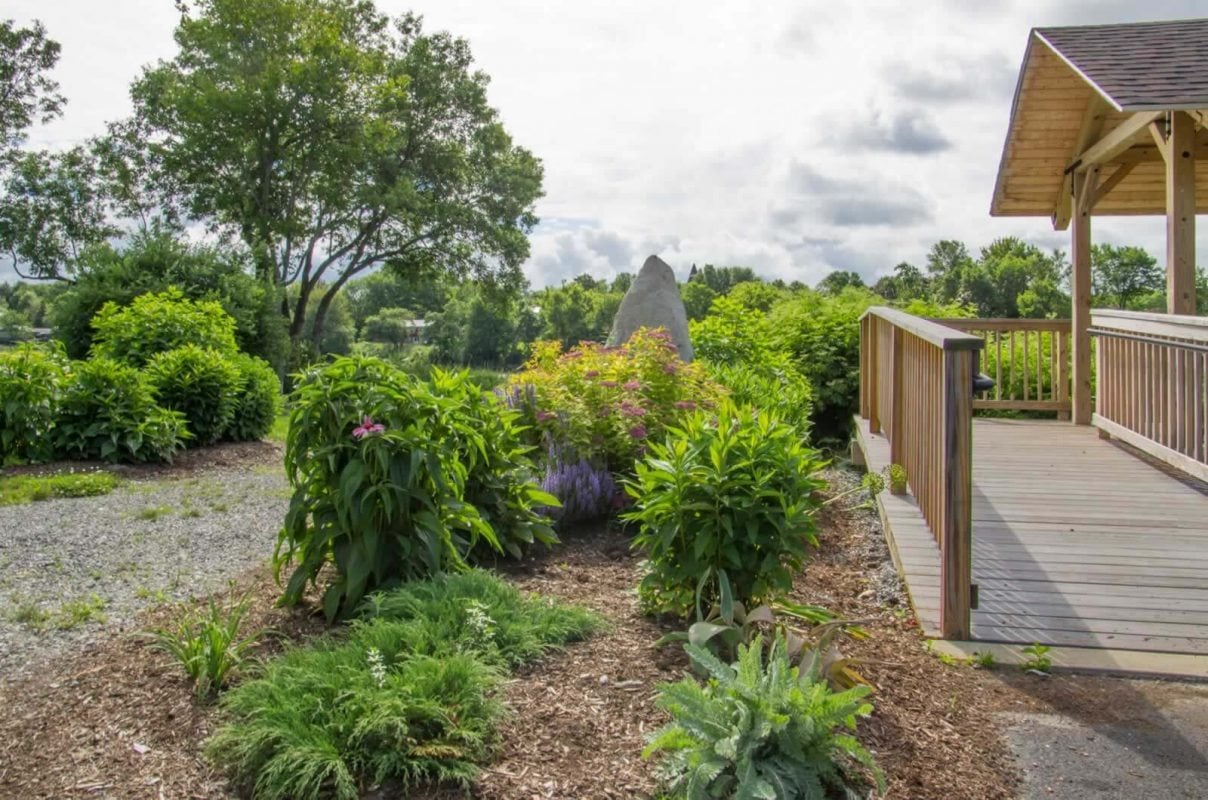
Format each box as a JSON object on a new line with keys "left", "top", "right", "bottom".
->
{"left": 857, "top": 417, "right": 1208, "bottom": 655}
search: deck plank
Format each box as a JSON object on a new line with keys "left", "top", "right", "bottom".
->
{"left": 856, "top": 417, "right": 1208, "bottom": 656}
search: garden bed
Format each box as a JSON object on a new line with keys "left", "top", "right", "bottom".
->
{"left": 0, "top": 463, "right": 1033, "bottom": 799}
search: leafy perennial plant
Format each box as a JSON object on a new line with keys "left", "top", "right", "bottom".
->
{"left": 277, "top": 356, "right": 557, "bottom": 620}
{"left": 645, "top": 636, "right": 883, "bottom": 799}
{"left": 623, "top": 403, "right": 827, "bottom": 616}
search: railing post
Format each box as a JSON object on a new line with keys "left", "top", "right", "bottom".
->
{"left": 889, "top": 326, "right": 904, "bottom": 466}
{"left": 859, "top": 316, "right": 870, "bottom": 419}
{"left": 868, "top": 318, "right": 881, "bottom": 434}
{"left": 939, "top": 349, "right": 973, "bottom": 640}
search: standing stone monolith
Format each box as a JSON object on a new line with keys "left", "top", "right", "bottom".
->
{"left": 607, "top": 255, "right": 693, "bottom": 361}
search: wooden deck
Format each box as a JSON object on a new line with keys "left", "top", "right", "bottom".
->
{"left": 857, "top": 417, "right": 1208, "bottom": 655}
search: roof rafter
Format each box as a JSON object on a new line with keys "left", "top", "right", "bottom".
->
{"left": 1053, "top": 95, "right": 1110, "bottom": 230}
{"left": 1068, "top": 111, "right": 1164, "bottom": 174}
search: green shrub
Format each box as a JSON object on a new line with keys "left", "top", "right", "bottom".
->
{"left": 623, "top": 404, "right": 827, "bottom": 616}
{"left": 0, "top": 343, "right": 68, "bottom": 463}
{"left": 49, "top": 230, "right": 287, "bottom": 365}
{"left": 705, "top": 361, "right": 814, "bottom": 433}
{"left": 644, "top": 636, "right": 882, "bottom": 799}
{"left": 768, "top": 289, "right": 969, "bottom": 440}
{"left": 224, "top": 354, "right": 281, "bottom": 441}
{"left": 55, "top": 358, "right": 188, "bottom": 463}
{"left": 690, "top": 296, "right": 814, "bottom": 433}
{"left": 277, "top": 357, "right": 557, "bottom": 620}
{"left": 145, "top": 345, "right": 241, "bottom": 446}
{"left": 0, "top": 471, "right": 119, "bottom": 506}
{"left": 90, "top": 287, "right": 239, "bottom": 366}
{"left": 690, "top": 295, "right": 780, "bottom": 367}
{"left": 507, "top": 328, "right": 724, "bottom": 471}
{"left": 207, "top": 571, "right": 598, "bottom": 800}
{"left": 148, "top": 589, "right": 266, "bottom": 698}
{"left": 427, "top": 369, "right": 558, "bottom": 561}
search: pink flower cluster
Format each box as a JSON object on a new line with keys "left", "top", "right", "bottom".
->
{"left": 620, "top": 400, "right": 647, "bottom": 418}
{"left": 352, "top": 415, "right": 385, "bottom": 439}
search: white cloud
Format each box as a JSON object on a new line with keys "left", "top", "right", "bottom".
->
{"left": 4, "top": 0, "right": 1197, "bottom": 289}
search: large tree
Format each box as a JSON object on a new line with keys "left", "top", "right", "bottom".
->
{"left": 0, "top": 19, "right": 64, "bottom": 157}
{"left": 131, "top": 0, "right": 543, "bottom": 346}
{"left": 0, "top": 145, "right": 118, "bottom": 280}
{"left": 1092, "top": 243, "right": 1162, "bottom": 310}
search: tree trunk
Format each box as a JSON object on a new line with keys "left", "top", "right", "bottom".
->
{"left": 290, "top": 279, "right": 314, "bottom": 343}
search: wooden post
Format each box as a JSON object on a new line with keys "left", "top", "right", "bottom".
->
{"left": 939, "top": 349, "right": 973, "bottom": 640}
{"left": 889, "top": 327, "right": 904, "bottom": 466}
{"left": 859, "top": 317, "right": 870, "bottom": 419}
{"left": 1167, "top": 111, "right": 1197, "bottom": 315}
{"left": 867, "top": 318, "right": 880, "bottom": 433}
{"left": 1071, "top": 174, "right": 1093, "bottom": 425}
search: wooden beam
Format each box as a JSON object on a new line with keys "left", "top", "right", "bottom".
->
{"left": 1149, "top": 119, "right": 1170, "bottom": 162}
{"left": 1167, "top": 111, "right": 1197, "bottom": 315}
{"left": 1071, "top": 172, "right": 1093, "bottom": 425}
{"left": 1069, "top": 111, "right": 1164, "bottom": 173}
{"left": 1078, "top": 165, "right": 1101, "bottom": 215}
{"left": 1086, "top": 162, "right": 1137, "bottom": 210}
{"left": 1054, "top": 96, "right": 1109, "bottom": 230}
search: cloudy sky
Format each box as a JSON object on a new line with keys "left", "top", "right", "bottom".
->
{"left": 7, "top": 0, "right": 1208, "bottom": 287}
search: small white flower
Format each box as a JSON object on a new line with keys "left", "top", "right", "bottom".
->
{"left": 464, "top": 600, "right": 496, "bottom": 645}
{"left": 367, "top": 646, "right": 387, "bottom": 688}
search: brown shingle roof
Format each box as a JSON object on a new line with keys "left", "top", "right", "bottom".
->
{"left": 1035, "top": 18, "right": 1208, "bottom": 111}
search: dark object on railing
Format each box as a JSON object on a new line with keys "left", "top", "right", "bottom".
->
{"left": 973, "top": 373, "right": 996, "bottom": 396}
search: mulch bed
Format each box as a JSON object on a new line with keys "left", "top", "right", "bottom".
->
{"left": 0, "top": 440, "right": 284, "bottom": 482}
{"left": 0, "top": 474, "right": 1032, "bottom": 799}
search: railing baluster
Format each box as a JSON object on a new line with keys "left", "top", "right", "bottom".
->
{"left": 1089, "top": 309, "right": 1208, "bottom": 482}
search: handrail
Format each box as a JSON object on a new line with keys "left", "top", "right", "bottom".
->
{"left": 1091, "top": 309, "right": 1208, "bottom": 482}
{"left": 1092, "top": 308, "right": 1208, "bottom": 343}
{"left": 937, "top": 317, "right": 1072, "bottom": 417}
{"left": 859, "top": 308, "right": 981, "bottom": 639}
{"left": 860, "top": 306, "right": 984, "bottom": 350}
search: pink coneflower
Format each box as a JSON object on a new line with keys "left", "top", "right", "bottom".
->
{"left": 352, "top": 416, "right": 385, "bottom": 439}
{"left": 536, "top": 410, "right": 557, "bottom": 422}
{"left": 674, "top": 401, "right": 696, "bottom": 410}
{"left": 628, "top": 425, "right": 647, "bottom": 439}
{"left": 663, "top": 362, "right": 678, "bottom": 375}
{"left": 584, "top": 370, "right": 600, "bottom": 379}
{"left": 623, "top": 380, "right": 641, "bottom": 391}
{"left": 620, "top": 403, "right": 647, "bottom": 417}
{"left": 599, "top": 380, "right": 618, "bottom": 388}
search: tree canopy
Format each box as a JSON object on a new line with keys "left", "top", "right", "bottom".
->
{"left": 131, "top": 0, "right": 544, "bottom": 345}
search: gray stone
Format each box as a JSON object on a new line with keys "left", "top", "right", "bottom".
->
{"left": 606, "top": 255, "right": 693, "bottom": 361}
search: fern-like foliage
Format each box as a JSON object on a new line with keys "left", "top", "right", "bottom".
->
{"left": 645, "top": 636, "right": 885, "bottom": 799}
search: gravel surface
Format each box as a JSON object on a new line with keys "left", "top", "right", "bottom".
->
{"left": 0, "top": 465, "right": 288, "bottom": 682}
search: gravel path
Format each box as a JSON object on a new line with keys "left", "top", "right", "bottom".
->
{"left": 0, "top": 464, "right": 288, "bottom": 681}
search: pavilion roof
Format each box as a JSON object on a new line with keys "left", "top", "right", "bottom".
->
{"left": 991, "top": 18, "right": 1208, "bottom": 221}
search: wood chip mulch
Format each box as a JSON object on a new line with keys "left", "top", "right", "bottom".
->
{"left": 0, "top": 440, "right": 284, "bottom": 482}
{"left": 1, "top": 478, "right": 1029, "bottom": 800}
{"left": 0, "top": 569, "right": 326, "bottom": 800}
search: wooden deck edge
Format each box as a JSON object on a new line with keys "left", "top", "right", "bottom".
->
{"left": 932, "top": 639, "right": 1208, "bottom": 681}
{"left": 1092, "top": 413, "right": 1208, "bottom": 484}
{"left": 852, "top": 417, "right": 941, "bottom": 637}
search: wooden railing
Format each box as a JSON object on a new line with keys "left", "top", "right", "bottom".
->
{"left": 859, "top": 307, "right": 983, "bottom": 639}
{"left": 1091, "top": 309, "right": 1208, "bottom": 483}
{"left": 934, "top": 318, "right": 1071, "bottom": 417}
